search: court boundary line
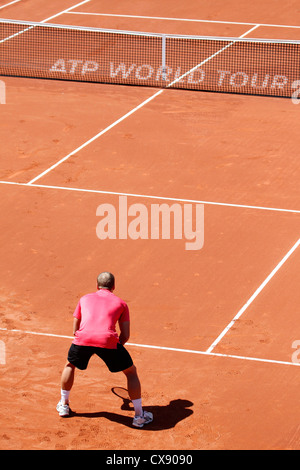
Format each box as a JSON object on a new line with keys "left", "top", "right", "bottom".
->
{"left": 0, "top": 0, "right": 92, "bottom": 45}
{"left": 39, "top": 0, "right": 92, "bottom": 24}
{"left": 25, "top": 23, "right": 257, "bottom": 185}
{"left": 206, "top": 237, "right": 300, "bottom": 353}
{"left": 1, "top": 12, "right": 299, "bottom": 369}
{"left": 66, "top": 11, "right": 300, "bottom": 30}
{"left": 0, "top": 0, "right": 21, "bottom": 10}
{"left": 0, "top": 326, "right": 299, "bottom": 368}
{"left": 167, "top": 25, "right": 260, "bottom": 88}
{"left": 27, "top": 89, "right": 164, "bottom": 185}
{"left": 1, "top": 180, "right": 300, "bottom": 214}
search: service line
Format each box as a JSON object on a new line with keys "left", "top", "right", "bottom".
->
{"left": 27, "top": 90, "right": 164, "bottom": 185}
{"left": 40, "top": 0, "right": 92, "bottom": 24}
{"left": 26, "top": 24, "right": 258, "bottom": 185}
{"left": 67, "top": 11, "right": 300, "bottom": 30}
{"left": 1, "top": 180, "right": 300, "bottom": 214}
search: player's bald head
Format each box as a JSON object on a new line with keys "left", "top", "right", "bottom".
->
{"left": 97, "top": 272, "right": 115, "bottom": 290}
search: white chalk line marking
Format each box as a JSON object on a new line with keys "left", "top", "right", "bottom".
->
{"left": 40, "top": 0, "right": 92, "bottom": 24}
{"left": 2, "top": 13, "right": 299, "bottom": 368}
{"left": 167, "top": 25, "right": 260, "bottom": 88}
{"left": 0, "top": 1, "right": 92, "bottom": 44}
{"left": 1, "top": 180, "right": 300, "bottom": 213}
{"left": 0, "top": 0, "right": 21, "bottom": 10}
{"left": 0, "top": 326, "right": 299, "bottom": 368}
{"left": 27, "top": 90, "right": 164, "bottom": 184}
{"left": 66, "top": 11, "right": 300, "bottom": 30}
{"left": 26, "top": 25, "right": 257, "bottom": 184}
{"left": 206, "top": 237, "right": 300, "bottom": 353}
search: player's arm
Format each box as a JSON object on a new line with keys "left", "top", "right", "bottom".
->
{"left": 119, "top": 321, "right": 130, "bottom": 345}
{"left": 73, "top": 317, "right": 81, "bottom": 336}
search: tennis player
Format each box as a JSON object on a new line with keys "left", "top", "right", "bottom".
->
{"left": 56, "top": 272, "right": 153, "bottom": 428}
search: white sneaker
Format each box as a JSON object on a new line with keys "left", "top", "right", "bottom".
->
{"left": 132, "top": 410, "right": 153, "bottom": 428}
{"left": 56, "top": 401, "right": 70, "bottom": 417}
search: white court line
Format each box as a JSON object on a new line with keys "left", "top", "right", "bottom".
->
{"left": 167, "top": 24, "right": 260, "bottom": 88}
{"left": 1, "top": 180, "right": 300, "bottom": 214}
{"left": 0, "top": 0, "right": 21, "bottom": 10}
{"left": 40, "top": 0, "right": 92, "bottom": 24}
{"left": 206, "top": 238, "right": 300, "bottom": 353}
{"left": 0, "top": 0, "right": 92, "bottom": 44}
{"left": 67, "top": 11, "right": 300, "bottom": 30}
{"left": 27, "top": 90, "right": 164, "bottom": 184}
{"left": 27, "top": 24, "right": 257, "bottom": 185}
{"left": 0, "top": 326, "right": 299, "bottom": 368}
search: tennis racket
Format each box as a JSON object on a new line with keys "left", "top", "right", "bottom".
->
{"left": 111, "top": 387, "right": 132, "bottom": 410}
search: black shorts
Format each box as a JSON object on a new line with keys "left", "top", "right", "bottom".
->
{"left": 67, "top": 342, "right": 133, "bottom": 373}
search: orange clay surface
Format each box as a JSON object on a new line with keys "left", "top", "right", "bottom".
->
{"left": 0, "top": 0, "right": 300, "bottom": 450}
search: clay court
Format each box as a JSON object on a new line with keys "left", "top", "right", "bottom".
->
{"left": 0, "top": 0, "right": 300, "bottom": 451}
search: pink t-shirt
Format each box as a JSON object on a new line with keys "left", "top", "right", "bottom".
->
{"left": 72, "top": 289, "right": 130, "bottom": 349}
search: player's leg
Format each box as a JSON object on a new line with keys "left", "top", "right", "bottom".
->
{"left": 56, "top": 362, "right": 75, "bottom": 417}
{"left": 61, "top": 361, "right": 75, "bottom": 403}
{"left": 57, "top": 345, "right": 93, "bottom": 417}
{"left": 95, "top": 344, "right": 153, "bottom": 427}
{"left": 122, "top": 364, "right": 153, "bottom": 428}
{"left": 122, "top": 364, "right": 141, "bottom": 400}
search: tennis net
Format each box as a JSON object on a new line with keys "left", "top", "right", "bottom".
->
{"left": 0, "top": 18, "right": 299, "bottom": 98}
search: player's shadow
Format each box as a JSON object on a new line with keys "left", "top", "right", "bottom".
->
{"left": 73, "top": 391, "right": 193, "bottom": 430}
